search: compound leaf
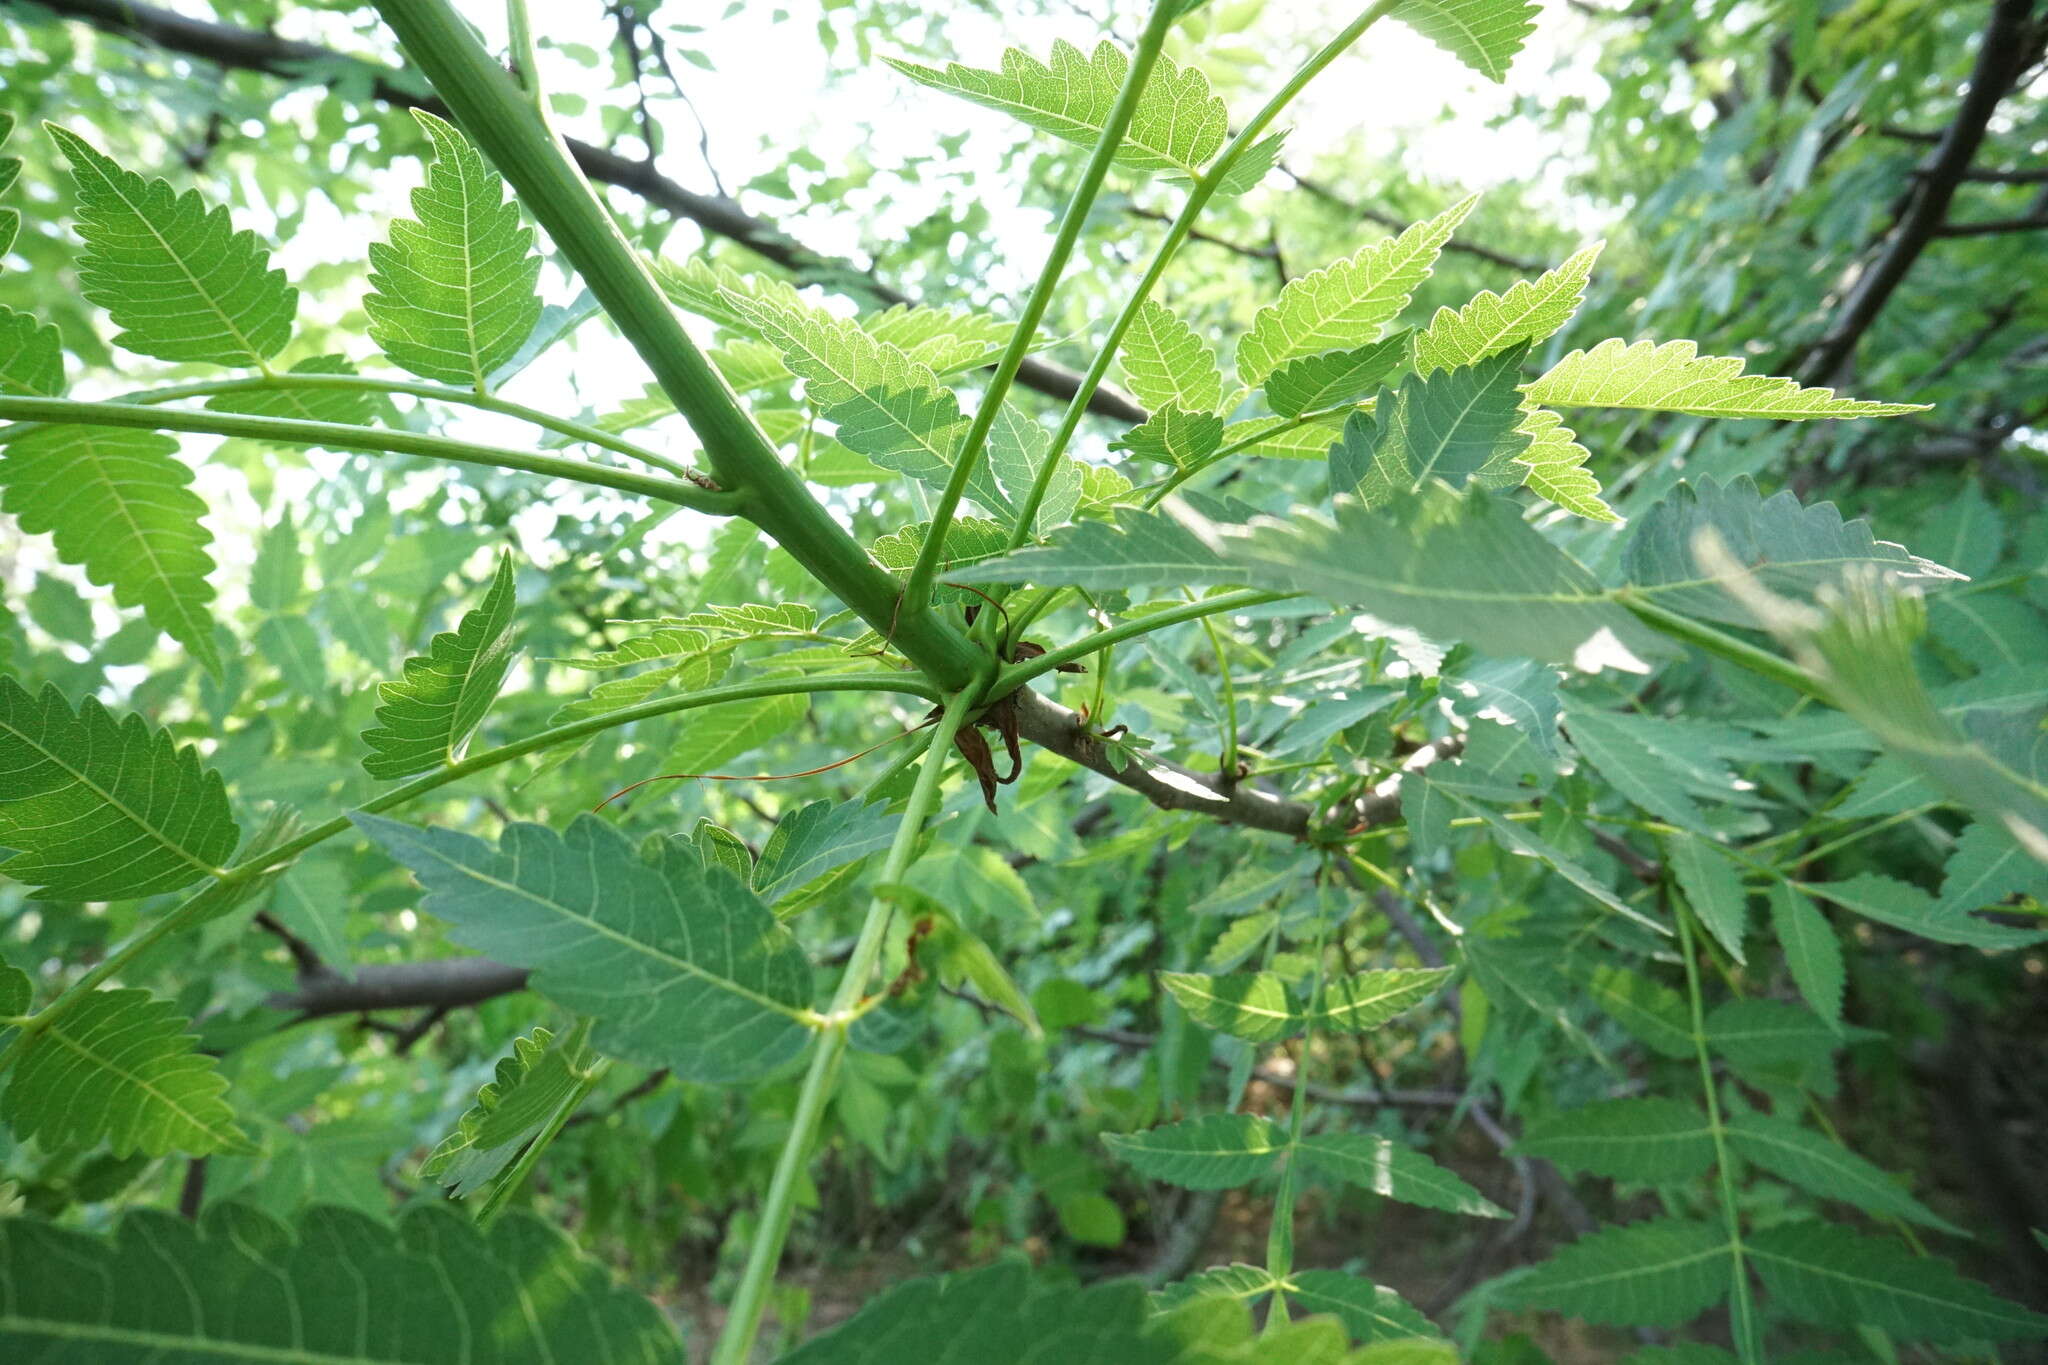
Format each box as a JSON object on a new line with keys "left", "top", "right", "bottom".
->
{"left": 0, "top": 679, "right": 239, "bottom": 900}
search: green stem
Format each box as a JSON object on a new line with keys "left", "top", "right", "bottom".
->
{"left": 0, "top": 396, "right": 739, "bottom": 514}
{"left": 112, "top": 373, "right": 696, "bottom": 478}
{"left": 1619, "top": 595, "right": 1826, "bottom": 700}
{"left": 712, "top": 686, "right": 983, "bottom": 1365}
{"left": 989, "top": 588, "right": 1289, "bottom": 696}
{"left": 900, "top": 0, "right": 1181, "bottom": 613}
{"left": 0, "top": 672, "right": 934, "bottom": 1074}
{"left": 1266, "top": 913, "right": 1333, "bottom": 1329}
{"left": 370, "top": 0, "right": 983, "bottom": 691}
{"left": 1006, "top": 0, "right": 1403, "bottom": 544}
{"left": 1677, "top": 899, "right": 1762, "bottom": 1364}
{"left": 475, "top": 1019, "right": 604, "bottom": 1229}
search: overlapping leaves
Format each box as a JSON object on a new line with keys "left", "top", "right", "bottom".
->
{"left": 360, "top": 553, "right": 520, "bottom": 778}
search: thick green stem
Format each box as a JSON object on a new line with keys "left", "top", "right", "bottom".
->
{"left": 1006, "top": 0, "right": 1403, "bottom": 544}
{"left": 1678, "top": 900, "right": 1763, "bottom": 1363}
{"left": 0, "top": 672, "right": 934, "bottom": 1075}
{"left": 900, "top": 0, "right": 1180, "bottom": 613}
{"left": 1619, "top": 594, "right": 1826, "bottom": 700}
{"left": 112, "top": 373, "right": 695, "bottom": 477}
{"left": 990, "top": 588, "right": 1289, "bottom": 696}
{"left": 370, "top": 0, "right": 983, "bottom": 690}
{"left": 712, "top": 686, "right": 983, "bottom": 1365}
{"left": 0, "top": 396, "right": 738, "bottom": 514}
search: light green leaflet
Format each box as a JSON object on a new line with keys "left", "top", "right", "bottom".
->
{"left": 49, "top": 124, "right": 295, "bottom": 368}
{"left": 0, "top": 678, "right": 239, "bottom": 901}
{"left": 1265, "top": 331, "right": 1411, "bottom": 419}
{"left": 1286, "top": 1271, "right": 1443, "bottom": 1345}
{"left": 1102, "top": 1113, "right": 1285, "bottom": 1190}
{"left": 421, "top": 1025, "right": 596, "bottom": 1197}
{"left": 1513, "top": 404, "right": 1614, "bottom": 521}
{"left": 1, "top": 989, "right": 251, "bottom": 1158}
{"left": 1160, "top": 967, "right": 1452, "bottom": 1042}
{"left": 359, "top": 552, "right": 520, "bottom": 779}
{"left": 1236, "top": 196, "right": 1475, "bottom": 389}
{"left": 0, "top": 423, "right": 221, "bottom": 673}
{"left": 1515, "top": 1098, "right": 1716, "bottom": 1184}
{"left": 1497, "top": 1219, "right": 1732, "bottom": 1326}
{"left": 365, "top": 111, "right": 542, "bottom": 388}
{"left": 1295, "top": 1132, "right": 1508, "bottom": 1218}
{"left": 1120, "top": 300, "right": 1223, "bottom": 415}
{"left": 0, "top": 1202, "right": 681, "bottom": 1361}
{"left": 1748, "top": 1222, "right": 2048, "bottom": 1343}
{"left": 1414, "top": 243, "right": 1602, "bottom": 374}
{"left": 1524, "top": 338, "right": 1930, "bottom": 418}
{"left": 0, "top": 307, "right": 62, "bottom": 396}
{"left": 1331, "top": 342, "right": 1533, "bottom": 506}
{"left": 885, "top": 40, "right": 1227, "bottom": 179}
{"left": 355, "top": 813, "right": 815, "bottom": 1083}
{"left": 1392, "top": 0, "right": 1543, "bottom": 83}
{"left": 1110, "top": 406, "right": 1225, "bottom": 468}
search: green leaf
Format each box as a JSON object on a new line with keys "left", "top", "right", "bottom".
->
{"left": 1496, "top": 1219, "right": 1730, "bottom": 1326}
{"left": 1623, "top": 477, "right": 1962, "bottom": 628}
{"left": 1317, "top": 968, "right": 1458, "bottom": 1032}
{"left": 1286, "top": 1270, "right": 1441, "bottom": 1344}
{"left": 1801, "top": 871, "right": 2045, "bottom": 951}
{"left": 422, "top": 1025, "right": 595, "bottom": 1197}
{"left": 249, "top": 510, "right": 303, "bottom": 612}
{"left": 752, "top": 798, "right": 897, "bottom": 905}
{"left": 0, "top": 679, "right": 240, "bottom": 900}
{"left": 861, "top": 302, "right": 1013, "bottom": 373}
{"left": 1514, "top": 405, "right": 1616, "bottom": 522}
{"left": 1103, "top": 1114, "right": 1284, "bottom": 1190}
{"left": 1748, "top": 1221, "right": 2048, "bottom": 1344}
{"left": 953, "top": 501, "right": 1234, "bottom": 590}
{"left": 49, "top": 124, "right": 295, "bottom": 368}
{"left": 1266, "top": 332, "right": 1411, "bottom": 419}
{"left": 256, "top": 614, "right": 327, "bottom": 699}
{"left": 1333, "top": 343, "right": 1533, "bottom": 507}
{"left": 1704, "top": 998, "right": 1837, "bottom": 1089}
{"left": 1185, "top": 483, "right": 1670, "bottom": 672}
{"left": 1, "top": 989, "right": 250, "bottom": 1157}
{"left": 364, "top": 111, "right": 542, "bottom": 389}
{"left": 1120, "top": 299, "right": 1223, "bottom": 415}
{"left": 1437, "top": 787, "right": 1664, "bottom": 932}
{"left": 1110, "top": 406, "right": 1226, "bottom": 468}
{"left": 780, "top": 1261, "right": 1250, "bottom": 1365}
{"left": 1562, "top": 704, "right": 1767, "bottom": 838}
{"left": 884, "top": 41, "right": 1227, "bottom": 179}
{"left": 1767, "top": 880, "right": 1844, "bottom": 1028}
{"left": 1524, "top": 338, "right": 1929, "bottom": 418}
{"left": 1725, "top": 1113, "right": 1959, "bottom": 1233}
{"left": 1515, "top": 1098, "right": 1716, "bottom": 1184}
{"left": 0, "top": 307, "right": 63, "bottom": 396}
{"left": 1161, "top": 970, "right": 1295, "bottom": 1043}
{"left": 665, "top": 688, "right": 809, "bottom": 775}
{"left": 1392, "top": 0, "right": 1542, "bottom": 82}
{"left": 1237, "top": 197, "right": 1476, "bottom": 388}
{"left": 1414, "top": 244, "right": 1602, "bottom": 374}
{"left": 1580, "top": 964, "right": 1694, "bottom": 1059}
{"left": 1936, "top": 819, "right": 2048, "bottom": 913}
{"left": 353, "top": 813, "right": 815, "bottom": 1083}
{"left": 0, "top": 423, "right": 221, "bottom": 673}
{"left": 359, "top": 552, "right": 520, "bottom": 779}
{"left": 0, "top": 1201, "right": 681, "bottom": 1361}
{"left": 1296, "top": 1132, "right": 1509, "bottom": 1218}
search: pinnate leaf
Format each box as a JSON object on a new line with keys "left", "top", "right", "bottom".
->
{"left": 1515, "top": 1098, "right": 1715, "bottom": 1184}
{"left": 1748, "top": 1221, "right": 2048, "bottom": 1343}
{"left": 49, "top": 124, "right": 295, "bottom": 368}
{"left": 354, "top": 813, "right": 815, "bottom": 1083}
{"left": 0, "top": 1201, "right": 681, "bottom": 1361}
{"left": 1392, "top": 0, "right": 1542, "bottom": 82}
{"left": 365, "top": 110, "right": 543, "bottom": 389}
{"left": 1496, "top": 1219, "right": 1731, "bottom": 1326}
{"left": 0, "top": 423, "right": 221, "bottom": 673}
{"left": 1237, "top": 197, "right": 1475, "bottom": 388}
{"left": 1103, "top": 1113, "right": 1284, "bottom": 1190}
{"left": 1297, "top": 1132, "right": 1508, "bottom": 1218}
{"left": 0, "top": 679, "right": 239, "bottom": 900}
{"left": 1, "top": 988, "right": 250, "bottom": 1157}
{"left": 1121, "top": 299, "right": 1223, "bottom": 415}
{"left": 1525, "top": 338, "right": 1928, "bottom": 419}
{"left": 360, "top": 552, "right": 520, "bottom": 779}
{"left": 885, "top": 40, "right": 1227, "bottom": 179}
